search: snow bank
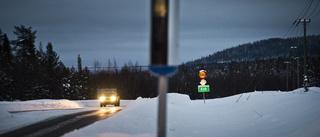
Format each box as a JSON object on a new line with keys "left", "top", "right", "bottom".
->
{"left": 0, "top": 99, "right": 96, "bottom": 134}
{"left": 64, "top": 87, "right": 320, "bottom": 137}
{"left": 0, "top": 99, "right": 85, "bottom": 112}
{"left": 0, "top": 105, "right": 12, "bottom": 119}
{"left": 0, "top": 99, "right": 132, "bottom": 134}
{"left": 0, "top": 99, "right": 132, "bottom": 113}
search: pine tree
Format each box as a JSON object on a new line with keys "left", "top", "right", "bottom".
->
{"left": 81, "top": 66, "right": 90, "bottom": 99}
{"left": 77, "top": 54, "right": 82, "bottom": 75}
{"left": 11, "top": 25, "right": 39, "bottom": 100}
{"left": 69, "top": 66, "right": 78, "bottom": 99}
{"left": 44, "top": 42, "right": 63, "bottom": 98}
{"left": 61, "top": 66, "right": 72, "bottom": 99}
{"left": 37, "top": 42, "right": 46, "bottom": 68}
{"left": 0, "top": 31, "right": 14, "bottom": 100}
{"left": 75, "top": 54, "right": 85, "bottom": 99}
{"left": 35, "top": 42, "right": 47, "bottom": 98}
{"left": 0, "top": 29, "right": 4, "bottom": 100}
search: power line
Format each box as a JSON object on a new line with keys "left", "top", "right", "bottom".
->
{"left": 286, "top": 24, "right": 296, "bottom": 38}
{"left": 283, "top": 1, "right": 314, "bottom": 91}
{"left": 310, "top": 1, "right": 320, "bottom": 19}
{"left": 301, "top": 0, "right": 314, "bottom": 19}
{"left": 283, "top": 0, "right": 315, "bottom": 38}
{"left": 283, "top": 22, "right": 296, "bottom": 38}
{"left": 310, "top": 9, "right": 320, "bottom": 19}
{"left": 306, "top": 0, "right": 320, "bottom": 18}
{"left": 296, "top": 0, "right": 314, "bottom": 21}
{"left": 295, "top": 25, "right": 302, "bottom": 37}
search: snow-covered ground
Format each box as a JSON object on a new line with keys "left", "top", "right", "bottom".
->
{"left": 1, "top": 87, "right": 320, "bottom": 137}
{"left": 0, "top": 99, "right": 132, "bottom": 134}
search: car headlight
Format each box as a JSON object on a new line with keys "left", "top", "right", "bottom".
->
{"left": 110, "top": 96, "right": 116, "bottom": 101}
{"left": 100, "top": 96, "right": 106, "bottom": 102}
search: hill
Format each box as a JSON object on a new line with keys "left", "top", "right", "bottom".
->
{"left": 185, "top": 35, "right": 320, "bottom": 67}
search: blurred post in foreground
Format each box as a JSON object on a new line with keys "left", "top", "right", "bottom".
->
{"left": 150, "top": 0, "right": 179, "bottom": 136}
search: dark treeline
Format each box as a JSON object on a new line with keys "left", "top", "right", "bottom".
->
{"left": 90, "top": 61, "right": 157, "bottom": 99}
{"left": 0, "top": 26, "right": 158, "bottom": 101}
{"left": 1, "top": 26, "right": 319, "bottom": 101}
{"left": 89, "top": 55, "right": 320, "bottom": 100}
{"left": 172, "top": 56, "right": 320, "bottom": 99}
{"left": 0, "top": 26, "right": 91, "bottom": 101}
{"left": 187, "top": 35, "right": 320, "bottom": 65}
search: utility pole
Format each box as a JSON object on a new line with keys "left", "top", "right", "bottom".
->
{"left": 290, "top": 46, "right": 297, "bottom": 89}
{"left": 295, "top": 57, "right": 300, "bottom": 88}
{"left": 284, "top": 61, "right": 291, "bottom": 91}
{"left": 298, "top": 19, "right": 311, "bottom": 91}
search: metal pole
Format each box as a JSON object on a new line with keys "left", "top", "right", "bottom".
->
{"left": 284, "top": 61, "right": 290, "bottom": 91}
{"left": 303, "top": 20, "right": 307, "bottom": 91}
{"left": 203, "top": 92, "right": 205, "bottom": 103}
{"left": 297, "top": 58, "right": 300, "bottom": 88}
{"left": 151, "top": 1, "right": 179, "bottom": 137}
{"left": 291, "top": 46, "right": 297, "bottom": 89}
{"left": 300, "top": 19, "right": 311, "bottom": 91}
{"left": 297, "top": 57, "right": 300, "bottom": 88}
{"left": 286, "top": 63, "right": 289, "bottom": 91}
{"left": 292, "top": 62, "right": 295, "bottom": 90}
{"left": 157, "top": 76, "right": 168, "bottom": 137}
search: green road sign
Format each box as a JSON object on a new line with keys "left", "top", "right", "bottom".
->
{"left": 198, "top": 85, "right": 210, "bottom": 92}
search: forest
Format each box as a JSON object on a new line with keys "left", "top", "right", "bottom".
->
{"left": 0, "top": 25, "right": 319, "bottom": 101}
{"left": 186, "top": 35, "right": 320, "bottom": 66}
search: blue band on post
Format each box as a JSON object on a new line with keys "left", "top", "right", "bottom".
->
{"left": 149, "top": 66, "right": 178, "bottom": 76}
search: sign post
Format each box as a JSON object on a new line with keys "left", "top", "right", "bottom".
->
{"left": 198, "top": 70, "right": 209, "bottom": 103}
{"left": 198, "top": 85, "right": 210, "bottom": 92}
{"left": 150, "top": 0, "right": 179, "bottom": 137}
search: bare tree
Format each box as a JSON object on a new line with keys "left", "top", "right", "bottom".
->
{"left": 93, "top": 59, "right": 101, "bottom": 73}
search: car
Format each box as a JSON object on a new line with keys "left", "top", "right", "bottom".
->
{"left": 97, "top": 88, "right": 120, "bottom": 107}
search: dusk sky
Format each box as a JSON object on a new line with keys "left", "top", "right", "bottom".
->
{"left": 1, "top": 0, "right": 320, "bottom": 67}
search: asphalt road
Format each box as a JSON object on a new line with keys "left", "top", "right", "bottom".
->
{"left": 0, "top": 107, "right": 123, "bottom": 137}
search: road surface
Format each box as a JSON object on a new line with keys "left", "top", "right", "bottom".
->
{"left": 0, "top": 107, "right": 123, "bottom": 137}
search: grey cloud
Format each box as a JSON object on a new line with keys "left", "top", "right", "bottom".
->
{"left": 1, "top": 0, "right": 319, "bottom": 67}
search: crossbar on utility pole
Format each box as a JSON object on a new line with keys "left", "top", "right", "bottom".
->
{"left": 299, "top": 19, "right": 311, "bottom": 91}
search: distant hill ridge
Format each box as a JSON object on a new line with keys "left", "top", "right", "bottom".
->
{"left": 185, "top": 35, "right": 320, "bottom": 67}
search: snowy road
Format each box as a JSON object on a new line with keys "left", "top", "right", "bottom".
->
{"left": 0, "top": 107, "right": 123, "bottom": 137}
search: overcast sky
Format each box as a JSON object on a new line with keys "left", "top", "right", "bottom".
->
{"left": 1, "top": 0, "right": 320, "bottom": 67}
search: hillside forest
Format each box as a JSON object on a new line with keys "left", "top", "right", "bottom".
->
{"left": 0, "top": 26, "right": 319, "bottom": 101}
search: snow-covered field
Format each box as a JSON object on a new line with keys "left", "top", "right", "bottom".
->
{"left": 1, "top": 87, "right": 320, "bottom": 137}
